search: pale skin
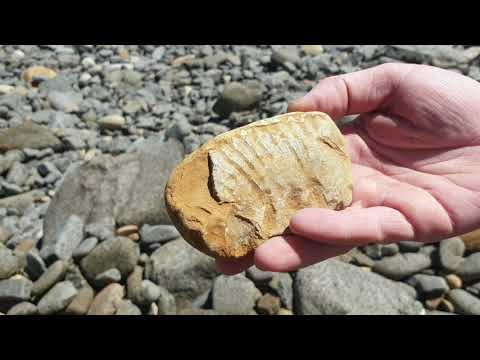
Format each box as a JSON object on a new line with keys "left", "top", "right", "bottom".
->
{"left": 217, "top": 63, "right": 480, "bottom": 275}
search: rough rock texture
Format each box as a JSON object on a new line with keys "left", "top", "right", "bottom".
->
{"left": 165, "top": 112, "right": 353, "bottom": 259}
{"left": 42, "top": 137, "right": 184, "bottom": 249}
{"left": 294, "top": 260, "right": 424, "bottom": 315}
{"left": 146, "top": 239, "right": 217, "bottom": 301}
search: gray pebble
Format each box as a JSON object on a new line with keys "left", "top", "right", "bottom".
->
{"left": 32, "top": 260, "right": 67, "bottom": 298}
{"left": 7, "top": 301, "right": 37, "bottom": 315}
{"left": 72, "top": 237, "right": 98, "bottom": 259}
{"left": 140, "top": 224, "right": 180, "bottom": 245}
{"left": 398, "top": 241, "right": 423, "bottom": 253}
{"left": 447, "top": 289, "right": 480, "bottom": 315}
{"left": 93, "top": 268, "right": 122, "bottom": 288}
{"left": 406, "top": 274, "right": 449, "bottom": 299}
{"left": 116, "top": 299, "right": 142, "bottom": 315}
{"left": 439, "top": 237, "right": 465, "bottom": 272}
{"left": 37, "top": 281, "right": 78, "bottom": 315}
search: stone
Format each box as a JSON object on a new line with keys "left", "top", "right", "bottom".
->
{"left": 6, "top": 162, "right": 28, "bottom": 187}
{"left": 0, "top": 191, "right": 44, "bottom": 215}
{"left": 398, "top": 241, "right": 423, "bottom": 253}
{"left": 177, "top": 308, "right": 219, "bottom": 315}
{"left": 85, "top": 223, "right": 114, "bottom": 242}
{"left": 25, "top": 251, "right": 47, "bottom": 280}
{"left": 87, "top": 283, "right": 124, "bottom": 315}
{"left": 157, "top": 286, "right": 176, "bottom": 315}
{"left": 246, "top": 266, "right": 274, "bottom": 285}
{"left": 445, "top": 274, "right": 463, "bottom": 289}
{"left": 80, "top": 237, "right": 139, "bottom": 281}
{"left": 42, "top": 137, "right": 184, "bottom": 245}
{"left": 349, "top": 248, "right": 375, "bottom": 267}
{"left": 116, "top": 299, "right": 142, "bottom": 315}
{"left": 0, "top": 248, "right": 21, "bottom": 280}
{"left": 116, "top": 225, "right": 139, "bottom": 237}
{"left": 37, "top": 281, "right": 78, "bottom": 315}
{"left": 425, "top": 297, "right": 442, "bottom": 310}
{"left": 212, "top": 82, "right": 264, "bottom": 117}
{"left": 127, "top": 265, "right": 143, "bottom": 303}
{"left": 22, "top": 66, "right": 57, "bottom": 87}
{"left": 140, "top": 224, "right": 180, "bottom": 245}
{"left": 466, "top": 282, "right": 480, "bottom": 297}
{"left": 212, "top": 274, "right": 261, "bottom": 315}
{"left": 295, "top": 260, "right": 424, "bottom": 315}
{"left": 439, "top": 237, "right": 465, "bottom": 272}
{"left": 302, "top": 45, "right": 324, "bottom": 56}
{"left": 98, "top": 115, "right": 125, "bottom": 130}
{"left": 133, "top": 280, "right": 161, "bottom": 307}
{"left": 39, "top": 214, "right": 84, "bottom": 263}
{"left": 47, "top": 91, "right": 80, "bottom": 113}
{"left": 148, "top": 303, "right": 158, "bottom": 315}
{"left": 72, "top": 237, "right": 98, "bottom": 259}
{"left": 277, "top": 308, "right": 294, "bottom": 315}
{"left": 373, "top": 253, "right": 432, "bottom": 280}
{"left": 271, "top": 46, "right": 301, "bottom": 66}
{"left": 7, "top": 302, "right": 37, "bottom": 315}
{"left": 165, "top": 112, "right": 353, "bottom": 259}
{"left": 0, "top": 226, "right": 9, "bottom": 244}
{"left": 31, "top": 260, "right": 67, "bottom": 298}
{"left": 461, "top": 229, "right": 480, "bottom": 251}
{"left": 438, "top": 298, "right": 455, "bottom": 313}
{"left": 0, "top": 122, "right": 61, "bottom": 152}
{"left": 256, "top": 293, "right": 281, "bottom": 315}
{"left": 455, "top": 253, "right": 480, "bottom": 282}
{"left": 146, "top": 239, "right": 218, "bottom": 301}
{"left": 64, "top": 286, "right": 94, "bottom": 315}
{"left": 268, "top": 273, "right": 293, "bottom": 310}
{"left": 446, "top": 289, "right": 480, "bottom": 315}
{"left": 93, "top": 268, "right": 122, "bottom": 288}
{"left": 381, "top": 243, "right": 400, "bottom": 257}
{"left": 64, "top": 264, "right": 89, "bottom": 290}
{"left": 406, "top": 274, "right": 449, "bottom": 299}
{"left": 0, "top": 276, "right": 32, "bottom": 310}
{"left": 0, "top": 85, "right": 15, "bottom": 95}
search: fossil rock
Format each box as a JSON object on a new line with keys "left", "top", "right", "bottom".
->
{"left": 165, "top": 112, "right": 353, "bottom": 259}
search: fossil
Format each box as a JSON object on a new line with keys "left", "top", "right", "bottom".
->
{"left": 165, "top": 112, "right": 353, "bottom": 259}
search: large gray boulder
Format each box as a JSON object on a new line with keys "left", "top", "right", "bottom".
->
{"left": 42, "top": 137, "right": 184, "bottom": 254}
{"left": 294, "top": 260, "right": 425, "bottom": 315}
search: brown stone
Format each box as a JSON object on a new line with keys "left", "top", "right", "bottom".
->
{"left": 165, "top": 112, "right": 353, "bottom": 259}
{"left": 445, "top": 274, "right": 463, "bottom": 289}
{"left": 128, "top": 233, "right": 140, "bottom": 242}
{"left": 64, "top": 286, "right": 95, "bottom": 315}
{"left": 461, "top": 229, "right": 480, "bottom": 251}
{"left": 87, "top": 283, "right": 124, "bottom": 315}
{"left": 22, "top": 66, "right": 57, "bottom": 87}
{"left": 14, "top": 239, "right": 36, "bottom": 253}
{"left": 256, "top": 293, "right": 281, "bottom": 315}
{"left": 116, "top": 225, "right": 139, "bottom": 237}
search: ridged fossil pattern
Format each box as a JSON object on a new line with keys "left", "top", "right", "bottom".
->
{"left": 165, "top": 112, "right": 353, "bottom": 259}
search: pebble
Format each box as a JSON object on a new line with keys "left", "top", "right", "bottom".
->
{"left": 22, "top": 66, "right": 57, "bottom": 87}
{"left": 398, "top": 241, "right": 423, "bottom": 253}
{"left": 445, "top": 274, "right": 463, "bottom": 289}
{"left": 157, "top": 285, "right": 176, "bottom": 315}
{"left": 7, "top": 302, "right": 38, "bottom": 315}
{"left": 31, "top": 260, "right": 67, "bottom": 298}
{"left": 438, "top": 298, "right": 455, "bottom": 313}
{"left": 246, "top": 266, "right": 274, "bottom": 285}
{"left": 0, "top": 276, "right": 33, "bottom": 306}
{"left": 93, "top": 268, "right": 122, "bottom": 288}
{"left": 455, "top": 253, "right": 480, "bottom": 282}
{"left": 256, "top": 293, "right": 281, "bottom": 315}
{"left": 140, "top": 224, "right": 180, "bottom": 245}
{"left": 362, "top": 244, "right": 382, "bottom": 260}
{"left": 277, "top": 308, "right": 294, "bottom": 315}
{"left": 466, "top": 282, "right": 480, "bottom": 297}
{"left": 212, "top": 82, "right": 263, "bottom": 117}
{"left": 0, "top": 247, "right": 21, "bottom": 280}
{"left": 381, "top": 243, "right": 400, "bottom": 257}
{"left": 64, "top": 286, "right": 95, "bottom": 315}
{"left": 0, "top": 85, "right": 15, "bottom": 95}
{"left": 425, "top": 297, "right": 442, "bottom": 310}
{"left": 268, "top": 273, "right": 294, "bottom": 310}
{"left": 47, "top": 91, "right": 80, "bottom": 113}
{"left": 80, "top": 236, "right": 139, "bottom": 281}
{"left": 446, "top": 289, "right": 480, "bottom": 315}
{"left": 98, "top": 115, "right": 125, "bottom": 130}
{"left": 25, "top": 251, "right": 47, "bottom": 280}
{"left": 439, "top": 237, "right": 465, "bottom": 272}
{"left": 72, "top": 237, "right": 98, "bottom": 259}
{"left": 37, "top": 281, "right": 78, "bottom": 315}
{"left": 373, "top": 253, "right": 432, "bottom": 280}
{"left": 116, "top": 225, "right": 139, "bottom": 237}
{"left": 406, "top": 274, "right": 449, "bottom": 299}
{"left": 148, "top": 302, "right": 159, "bottom": 315}
{"left": 87, "top": 283, "right": 124, "bottom": 315}
{"left": 212, "top": 274, "right": 262, "bottom": 315}
{"left": 116, "top": 300, "right": 142, "bottom": 315}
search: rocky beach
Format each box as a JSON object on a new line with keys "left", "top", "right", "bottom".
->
{"left": 1, "top": 45, "right": 480, "bottom": 315}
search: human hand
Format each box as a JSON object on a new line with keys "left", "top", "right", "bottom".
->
{"left": 217, "top": 63, "right": 480, "bottom": 275}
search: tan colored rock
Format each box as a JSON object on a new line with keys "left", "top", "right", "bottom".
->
{"left": 64, "top": 286, "right": 95, "bottom": 315}
{"left": 445, "top": 274, "right": 463, "bottom": 289}
{"left": 165, "top": 112, "right": 353, "bottom": 259}
{"left": 277, "top": 308, "right": 294, "bottom": 315}
{"left": 22, "top": 66, "right": 57, "bottom": 87}
{"left": 116, "top": 225, "right": 139, "bottom": 237}
{"left": 87, "top": 283, "right": 124, "bottom": 315}
{"left": 14, "top": 239, "right": 36, "bottom": 253}
{"left": 302, "top": 45, "right": 324, "bottom": 56}
{"left": 128, "top": 233, "right": 140, "bottom": 242}
{"left": 461, "top": 229, "right": 480, "bottom": 251}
